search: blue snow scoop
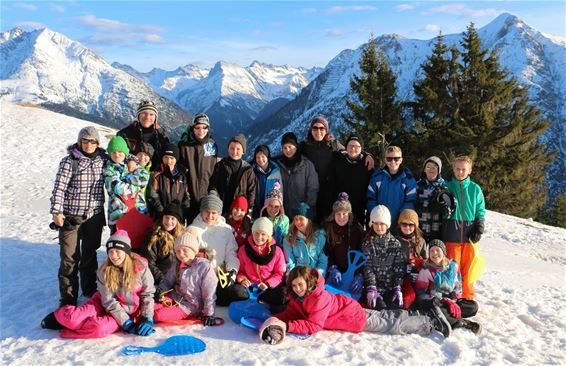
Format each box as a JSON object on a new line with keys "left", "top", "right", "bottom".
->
{"left": 122, "top": 335, "right": 206, "bottom": 356}
{"left": 325, "top": 250, "right": 367, "bottom": 300}
{"left": 228, "top": 285, "right": 272, "bottom": 324}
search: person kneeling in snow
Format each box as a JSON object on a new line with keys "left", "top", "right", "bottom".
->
{"left": 41, "top": 230, "right": 156, "bottom": 338}
{"left": 258, "top": 265, "right": 452, "bottom": 345}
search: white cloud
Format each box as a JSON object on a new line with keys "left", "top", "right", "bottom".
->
{"left": 324, "top": 29, "right": 346, "bottom": 38}
{"left": 15, "top": 21, "right": 45, "bottom": 29}
{"left": 251, "top": 45, "right": 278, "bottom": 52}
{"left": 50, "top": 3, "right": 65, "bottom": 13}
{"left": 143, "top": 34, "right": 164, "bottom": 44}
{"left": 326, "top": 5, "right": 377, "bottom": 13}
{"left": 424, "top": 24, "right": 441, "bottom": 33}
{"left": 423, "top": 4, "right": 501, "bottom": 18}
{"left": 14, "top": 3, "right": 38, "bottom": 11}
{"left": 76, "top": 14, "right": 129, "bottom": 31}
{"left": 396, "top": 4, "right": 416, "bottom": 12}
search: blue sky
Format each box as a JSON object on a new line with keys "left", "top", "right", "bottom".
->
{"left": 2, "top": 1, "right": 565, "bottom": 71}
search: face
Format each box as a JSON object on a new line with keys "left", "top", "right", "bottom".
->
{"left": 252, "top": 230, "right": 269, "bottom": 246}
{"left": 108, "top": 248, "right": 126, "bottom": 267}
{"left": 80, "top": 138, "right": 98, "bottom": 154}
{"left": 291, "top": 276, "right": 308, "bottom": 297}
{"left": 346, "top": 141, "right": 362, "bottom": 159}
{"left": 399, "top": 221, "right": 416, "bottom": 235}
{"left": 201, "top": 209, "right": 220, "bottom": 225}
{"left": 111, "top": 151, "right": 126, "bottom": 164}
{"left": 294, "top": 215, "right": 309, "bottom": 233}
{"left": 266, "top": 200, "right": 281, "bottom": 217}
{"left": 424, "top": 162, "right": 439, "bottom": 181}
{"left": 228, "top": 142, "right": 244, "bottom": 160}
{"left": 385, "top": 151, "right": 403, "bottom": 174}
{"left": 429, "top": 246, "right": 445, "bottom": 265}
{"left": 162, "top": 155, "right": 176, "bottom": 169}
{"left": 255, "top": 152, "right": 268, "bottom": 169}
{"left": 453, "top": 161, "right": 472, "bottom": 181}
{"left": 282, "top": 143, "right": 297, "bottom": 159}
{"left": 192, "top": 124, "right": 208, "bottom": 140}
{"left": 231, "top": 207, "right": 246, "bottom": 221}
{"left": 136, "top": 152, "right": 150, "bottom": 167}
{"left": 310, "top": 123, "right": 327, "bottom": 142}
{"left": 372, "top": 222, "right": 388, "bottom": 235}
{"left": 162, "top": 214, "right": 178, "bottom": 232}
{"left": 175, "top": 246, "right": 195, "bottom": 264}
{"left": 138, "top": 110, "right": 156, "bottom": 128}
{"left": 334, "top": 211, "right": 349, "bottom": 227}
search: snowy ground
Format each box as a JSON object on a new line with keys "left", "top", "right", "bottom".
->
{"left": 1, "top": 103, "right": 565, "bottom": 365}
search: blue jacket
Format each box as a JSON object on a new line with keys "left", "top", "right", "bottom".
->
{"left": 251, "top": 160, "right": 283, "bottom": 217}
{"left": 283, "top": 230, "right": 328, "bottom": 277}
{"left": 367, "top": 166, "right": 417, "bottom": 223}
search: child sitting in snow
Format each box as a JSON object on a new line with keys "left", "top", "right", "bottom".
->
{"left": 259, "top": 182, "right": 289, "bottom": 247}
{"left": 258, "top": 265, "right": 451, "bottom": 345}
{"left": 225, "top": 195, "right": 252, "bottom": 248}
{"left": 237, "top": 217, "right": 287, "bottom": 313}
{"left": 40, "top": 230, "right": 156, "bottom": 338}
{"left": 153, "top": 228, "right": 219, "bottom": 326}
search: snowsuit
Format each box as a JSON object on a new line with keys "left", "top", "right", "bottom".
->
{"left": 283, "top": 230, "right": 328, "bottom": 277}
{"left": 54, "top": 254, "right": 155, "bottom": 338}
{"left": 251, "top": 160, "right": 283, "bottom": 218}
{"left": 117, "top": 120, "right": 169, "bottom": 171}
{"left": 50, "top": 144, "right": 107, "bottom": 305}
{"left": 140, "top": 227, "right": 177, "bottom": 285}
{"left": 275, "top": 154, "right": 319, "bottom": 219}
{"left": 415, "top": 176, "right": 448, "bottom": 241}
{"left": 324, "top": 220, "right": 364, "bottom": 274}
{"left": 147, "top": 163, "right": 191, "bottom": 222}
{"left": 209, "top": 158, "right": 256, "bottom": 216}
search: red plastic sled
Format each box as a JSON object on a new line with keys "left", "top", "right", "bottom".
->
{"left": 115, "top": 194, "right": 154, "bottom": 250}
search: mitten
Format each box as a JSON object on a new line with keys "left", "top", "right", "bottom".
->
{"left": 135, "top": 316, "right": 155, "bottom": 336}
{"left": 122, "top": 319, "right": 137, "bottom": 334}
{"left": 366, "top": 286, "right": 382, "bottom": 309}
{"left": 201, "top": 315, "right": 216, "bottom": 326}
{"left": 259, "top": 317, "right": 286, "bottom": 345}
{"left": 350, "top": 273, "right": 363, "bottom": 294}
{"left": 391, "top": 285, "right": 403, "bottom": 308}
{"left": 441, "top": 298, "right": 462, "bottom": 318}
{"left": 327, "top": 265, "right": 342, "bottom": 286}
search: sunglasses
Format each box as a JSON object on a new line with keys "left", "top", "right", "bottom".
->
{"left": 385, "top": 156, "right": 402, "bottom": 162}
{"left": 80, "top": 138, "right": 98, "bottom": 145}
{"left": 400, "top": 222, "right": 415, "bottom": 227}
{"left": 193, "top": 126, "right": 208, "bottom": 131}
{"left": 311, "top": 126, "right": 326, "bottom": 131}
{"left": 347, "top": 144, "right": 362, "bottom": 149}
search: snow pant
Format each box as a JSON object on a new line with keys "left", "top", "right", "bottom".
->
{"left": 58, "top": 211, "right": 105, "bottom": 306}
{"left": 401, "top": 276, "right": 416, "bottom": 310}
{"left": 363, "top": 309, "right": 431, "bottom": 336}
{"left": 54, "top": 292, "right": 125, "bottom": 338}
{"left": 446, "top": 242, "right": 475, "bottom": 300}
{"left": 413, "top": 298, "right": 479, "bottom": 328}
{"left": 216, "top": 282, "right": 249, "bottom": 306}
{"left": 153, "top": 302, "right": 191, "bottom": 322}
{"left": 257, "top": 284, "right": 288, "bottom": 314}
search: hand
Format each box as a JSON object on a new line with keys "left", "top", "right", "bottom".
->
{"left": 350, "top": 273, "right": 363, "bottom": 294}
{"left": 391, "top": 285, "right": 403, "bottom": 308}
{"left": 366, "top": 286, "right": 382, "bottom": 309}
{"left": 201, "top": 315, "right": 216, "bottom": 326}
{"left": 327, "top": 265, "right": 342, "bottom": 286}
{"left": 469, "top": 231, "right": 482, "bottom": 243}
{"left": 240, "top": 279, "right": 251, "bottom": 288}
{"left": 441, "top": 298, "right": 461, "bottom": 318}
{"left": 52, "top": 214, "right": 65, "bottom": 228}
{"left": 364, "top": 154, "right": 375, "bottom": 170}
{"left": 258, "top": 282, "right": 268, "bottom": 291}
{"left": 261, "top": 325, "right": 285, "bottom": 345}
{"left": 135, "top": 316, "right": 155, "bottom": 336}
{"left": 409, "top": 272, "right": 419, "bottom": 283}
{"left": 127, "top": 160, "right": 138, "bottom": 173}
{"left": 122, "top": 319, "right": 137, "bottom": 334}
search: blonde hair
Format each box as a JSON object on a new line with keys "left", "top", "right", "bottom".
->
{"left": 101, "top": 254, "right": 136, "bottom": 293}
{"left": 453, "top": 155, "right": 473, "bottom": 168}
{"left": 386, "top": 146, "right": 402, "bottom": 155}
{"left": 286, "top": 216, "right": 315, "bottom": 247}
{"left": 147, "top": 219, "right": 184, "bottom": 256}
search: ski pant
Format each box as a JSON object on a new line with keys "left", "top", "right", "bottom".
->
{"left": 446, "top": 242, "right": 475, "bottom": 300}
{"left": 402, "top": 276, "right": 416, "bottom": 310}
{"left": 414, "top": 298, "right": 479, "bottom": 328}
{"left": 58, "top": 211, "right": 105, "bottom": 305}
{"left": 216, "top": 282, "right": 249, "bottom": 306}
{"left": 54, "top": 292, "right": 123, "bottom": 338}
{"left": 363, "top": 309, "right": 431, "bottom": 336}
{"left": 153, "top": 302, "right": 191, "bottom": 322}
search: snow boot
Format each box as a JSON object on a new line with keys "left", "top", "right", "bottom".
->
{"left": 460, "top": 319, "right": 482, "bottom": 335}
{"left": 41, "top": 312, "right": 64, "bottom": 330}
{"left": 427, "top": 303, "right": 451, "bottom": 338}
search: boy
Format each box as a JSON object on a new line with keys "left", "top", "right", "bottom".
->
{"left": 442, "top": 155, "right": 485, "bottom": 300}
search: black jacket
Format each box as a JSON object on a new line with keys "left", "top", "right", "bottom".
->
{"left": 147, "top": 164, "right": 191, "bottom": 221}
{"left": 117, "top": 121, "right": 169, "bottom": 170}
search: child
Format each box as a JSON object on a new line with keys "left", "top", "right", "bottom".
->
{"left": 136, "top": 142, "right": 155, "bottom": 173}
{"left": 104, "top": 135, "right": 150, "bottom": 232}
{"left": 415, "top": 156, "right": 454, "bottom": 241}
{"left": 141, "top": 201, "right": 185, "bottom": 285}
{"left": 258, "top": 265, "right": 451, "bottom": 345}
{"left": 324, "top": 192, "right": 364, "bottom": 294}
{"left": 414, "top": 239, "right": 482, "bottom": 335}
{"left": 283, "top": 202, "right": 328, "bottom": 277}
{"left": 259, "top": 182, "right": 289, "bottom": 247}
{"left": 395, "top": 209, "right": 428, "bottom": 310}
{"left": 362, "top": 205, "right": 405, "bottom": 310}
{"left": 237, "top": 217, "right": 287, "bottom": 312}
{"left": 225, "top": 195, "right": 252, "bottom": 248}
{"left": 251, "top": 145, "right": 283, "bottom": 218}
{"left": 153, "top": 228, "right": 218, "bottom": 326}
{"left": 41, "top": 230, "right": 156, "bottom": 338}
{"left": 442, "top": 156, "right": 486, "bottom": 300}
{"left": 209, "top": 134, "right": 256, "bottom": 216}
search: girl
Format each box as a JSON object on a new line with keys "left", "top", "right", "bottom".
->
{"left": 324, "top": 192, "right": 364, "bottom": 293}
{"left": 362, "top": 205, "right": 405, "bottom": 310}
{"left": 414, "top": 239, "right": 482, "bottom": 335}
{"left": 283, "top": 202, "right": 328, "bottom": 277}
{"left": 251, "top": 145, "right": 283, "bottom": 218}
{"left": 259, "top": 182, "right": 289, "bottom": 247}
{"left": 41, "top": 231, "right": 156, "bottom": 338}
{"left": 225, "top": 195, "right": 252, "bottom": 248}
{"left": 237, "top": 217, "right": 287, "bottom": 312}
{"left": 153, "top": 228, "right": 219, "bottom": 326}
{"left": 140, "top": 200, "right": 185, "bottom": 285}
{"left": 395, "top": 209, "right": 428, "bottom": 309}
{"left": 258, "top": 265, "right": 451, "bottom": 345}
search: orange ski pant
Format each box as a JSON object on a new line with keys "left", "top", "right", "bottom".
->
{"left": 446, "top": 242, "right": 475, "bottom": 300}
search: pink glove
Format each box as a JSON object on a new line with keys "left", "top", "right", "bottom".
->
{"left": 441, "top": 298, "right": 461, "bottom": 318}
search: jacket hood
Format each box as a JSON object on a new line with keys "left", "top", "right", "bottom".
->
{"left": 67, "top": 143, "right": 107, "bottom": 160}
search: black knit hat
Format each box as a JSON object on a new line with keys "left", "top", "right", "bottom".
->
{"left": 163, "top": 200, "right": 183, "bottom": 223}
{"left": 137, "top": 100, "right": 158, "bottom": 122}
{"left": 281, "top": 132, "right": 298, "bottom": 148}
{"left": 228, "top": 133, "right": 247, "bottom": 154}
{"left": 254, "top": 145, "right": 271, "bottom": 160}
{"left": 428, "top": 239, "right": 447, "bottom": 256}
{"left": 138, "top": 142, "right": 155, "bottom": 159}
{"left": 106, "top": 230, "right": 132, "bottom": 254}
{"left": 162, "top": 143, "right": 179, "bottom": 160}
{"left": 346, "top": 134, "right": 364, "bottom": 149}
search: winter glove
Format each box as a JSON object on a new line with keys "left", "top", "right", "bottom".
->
{"left": 201, "top": 315, "right": 216, "bottom": 327}
{"left": 227, "top": 269, "right": 237, "bottom": 287}
{"left": 259, "top": 317, "right": 287, "bottom": 345}
{"left": 366, "top": 286, "right": 382, "bottom": 309}
{"left": 391, "top": 285, "right": 403, "bottom": 308}
{"left": 350, "top": 273, "right": 364, "bottom": 294}
{"left": 327, "top": 265, "right": 342, "bottom": 287}
{"left": 441, "top": 298, "right": 462, "bottom": 318}
{"left": 135, "top": 316, "right": 155, "bottom": 336}
{"left": 122, "top": 319, "right": 137, "bottom": 334}
{"left": 469, "top": 231, "right": 482, "bottom": 243}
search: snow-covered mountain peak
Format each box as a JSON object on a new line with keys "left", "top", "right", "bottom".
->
{"left": 0, "top": 27, "right": 25, "bottom": 44}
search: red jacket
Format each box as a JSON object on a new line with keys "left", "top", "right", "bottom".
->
{"left": 236, "top": 236, "right": 286, "bottom": 289}
{"left": 275, "top": 269, "right": 366, "bottom": 334}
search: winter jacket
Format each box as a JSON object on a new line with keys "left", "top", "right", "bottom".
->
{"left": 275, "top": 269, "right": 366, "bottom": 334}
{"left": 324, "top": 220, "right": 364, "bottom": 274}
{"left": 209, "top": 158, "right": 257, "bottom": 215}
{"left": 415, "top": 259, "right": 462, "bottom": 300}
{"left": 283, "top": 230, "right": 328, "bottom": 277}
{"left": 117, "top": 121, "right": 169, "bottom": 170}
{"left": 50, "top": 144, "right": 107, "bottom": 219}
{"left": 442, "top": 177, "right": 486, "bottom": 244}
{"left": 367, "top": 166, "right": 417, "bottom": 224}
{"left": 236, "top": 236, "right": 286, "bottom": 288}
{"left": 396, "top": 234, "right": 428, "bottom": 284}
{"left": 415, "top": 176, "right": 447, "bottom": 241}
{"left": 178, "top": 133, "right": 218, "bottom": 209}
{"left": 104, "top": 159, "right": 150, "bottom": 225}
{"left": 251, "top": 160, "right": 283, "bottom": 217}
{"left": 96, "top": 254, "right": 155, "bottom": 326}
{"left": 329, "top": 151, "right": 372, "bottom": 224}
{"left": 147, "top": 164, "right": 191, "bottom": 220}
{"left": 362, "top": 231, "right": 405, "bottom": 293}
{"left": 190, "top": 215, "right": 240, "bottom": 273}
{"left": 140, "top": 227, "right": 177, "bottom": 285}
{"left": 276, "top": 154, "right": 319, "bottom": 218}
{"left": 157, "top": 257, "right": 218, "bottom": 317}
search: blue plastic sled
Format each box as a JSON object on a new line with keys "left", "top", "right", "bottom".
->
{"left": 326, "top": 250, "right": 367, "bottom": 300}
{"left": 228, "top": 285, "right": 271, "bottom": 325}
{"left": 240, "top": 316, "right": 311, "bottom": 340}
{"left": 122, "top": 335, "right": 206, "bottom": 356}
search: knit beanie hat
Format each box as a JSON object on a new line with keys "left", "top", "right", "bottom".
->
{"left": 263, "top": 182, "right": 283, "bottom": 209}
{"left": 107, "top": 135, "right": 130, "bottom": 155}
{"left": 428, "top": 239, "right": 447, "bottom": 256}
{"left": 138, "top": 142, "right": 155, "bottom": 159}
{"left": 310, "top": 116, "right": 329, "bottom": 131}
{"left": 423, "top": 156, "right": 442, "bottom": 176}
{"left": 281, "top": 132, "right": 298, "bottom": 148}
{"left": 292, "top": 202, "right": 313, "bottom": 220}
{"left": 254, "top": 145, "right": 271, "bottom": 161}
{"left": 174, "top": 229, "right": 200, "bottom": 254}
{"left": 230, "top": 195, "right": 249, "bottom": 214}
{"left": 162, "top": 143, "right": 179, "bottom": 160}
{"left": 332, "top": 192, "right": 352, "bottom": 213}
{"left": 163, "top": 200, "right": 183, "bottom": 223}
{"left": 78, "top": 126, "right": 100, "bottom": 144}
{"left": 398, "top": 209, "right": 419, "bottom": 229}
{"left": 200, "top": 190, "right": 223, "bottom": 213}
{"left": 370, "top": 205, "right": 391, "bottom": 228}
{"left": 192, "top": 113, "right": 210, "bottom": 127}
{"left": 106, "top": 229, "right": 132, "bottom": 254}
{"left": 252, "top": 217, "right": 274, "bottom": 235}
{"left": 345, "top": 134, "right": 364, "bottom": 149}
{"left": 137, "top": 100, "right": 158, "bottom": 122}
{"left": 228, "top": 133, "right": 247, "bottom": 154}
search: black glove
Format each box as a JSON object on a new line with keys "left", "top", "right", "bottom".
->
{"left": 227, "top": 269, "right": 237, "bottom": 287}
{"left": 469, "top": 231, "right": 482, "bottom": 243}
{"left": 201, "top": 315, "right": 216, "bottom": 326}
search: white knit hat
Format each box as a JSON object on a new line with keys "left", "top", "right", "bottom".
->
{"left": 174, "top": 229, "right": 200, "bottom": 254}
{"left": 252, "top": 217, "right": 273, "bottom": 235}
{"left": 370, "top": 205, "right": 391, "bottom": 228}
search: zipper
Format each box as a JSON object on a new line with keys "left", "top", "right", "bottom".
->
{"left": 460, "top": 181, "right": 465, "bottom": 243}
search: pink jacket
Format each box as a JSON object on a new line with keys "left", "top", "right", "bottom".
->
{"left": 275, "top": 269, "right": 366, "bottom": 334}
{"left": 236, "top": 236, "right": 286, "bottom": 289}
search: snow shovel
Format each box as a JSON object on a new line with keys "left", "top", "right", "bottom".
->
{"left": 115, "top": 193, "right": 154, "bottom": 250}
{"left": 325, "top": 250, "right": 367, "bottom": 300}
{"left": 122, "top": 335, "right": 206, "bottom": 356}
{"left": 228, "top": 285, "right": 271, "bottom": 325}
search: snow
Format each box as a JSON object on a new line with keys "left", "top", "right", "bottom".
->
{"left": 1, "top": 102, "right": 565, "bottom": 365}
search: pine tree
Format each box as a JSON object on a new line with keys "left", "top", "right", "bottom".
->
{"left": 548, "top": 193, "right": 566, "bottom": 228}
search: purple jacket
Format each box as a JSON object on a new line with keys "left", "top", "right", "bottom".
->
{"left": 50, "top": 144, "right": 107, "bottom": 219}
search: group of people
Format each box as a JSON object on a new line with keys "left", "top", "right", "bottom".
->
{"left": 42, "top": 100, "right": 485, "bottom": 344}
